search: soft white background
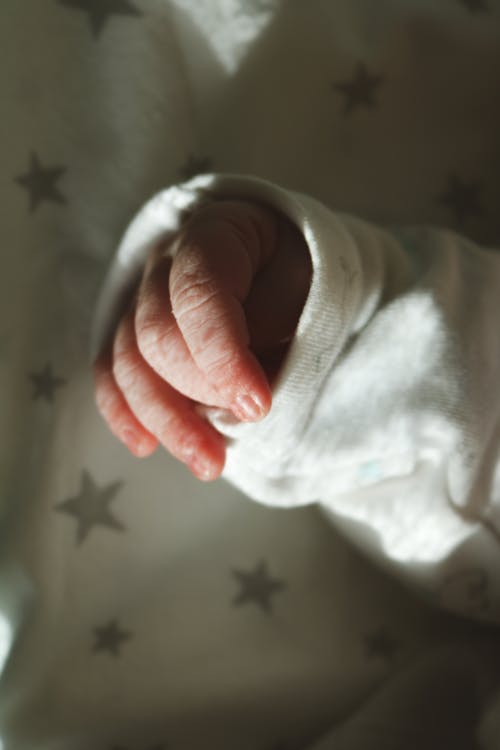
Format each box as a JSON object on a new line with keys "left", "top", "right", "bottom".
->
{"left": 1, "top": 1, "right": 500, "bottom": 748}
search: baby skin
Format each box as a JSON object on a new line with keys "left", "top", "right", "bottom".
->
{"left": 93, "top": 200, "right": 312, "bottom": 481}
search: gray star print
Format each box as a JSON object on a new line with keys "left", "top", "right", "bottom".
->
{"left": 232, "top": 559, "right": 286, "bottom": 614}
{"left": 93, "top": 618, "right": 132, "bottom": 656}
{"left": 439, "top": 174, "right": 482, "bottom": 226}
{"left": 459, "top": 0, "right": 489, "bottom": 12}
{"left": 179, "top": 154, "right": 214, "bottom": 181}
{"left": 15, "top": 151, "right": 67, "bottom": 213}
{"left": 55, "top": 470, "right": 125, "bottom": 544}
{"left": 364, "top": 627, "right": 399, "bottom": 661}
{"left": 333, "top": 62, "right": 384, "bottom": 115}
{"left": 28, "top": 363, "right": 66, "bottom": 402}
{"left": 59, "top": 0, "right": 143, "bottom": 37}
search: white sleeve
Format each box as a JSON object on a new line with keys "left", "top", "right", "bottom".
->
{"left": 91, "top": 173, "right": 500, "bottom": 622}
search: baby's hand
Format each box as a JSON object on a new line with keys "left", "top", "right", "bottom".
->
{"left": 93, "top": 200, "right": 311, "bottom": 480}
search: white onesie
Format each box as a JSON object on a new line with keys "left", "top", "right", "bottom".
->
{"left": 92, "top": 172, "right": 500, "bottom": 625}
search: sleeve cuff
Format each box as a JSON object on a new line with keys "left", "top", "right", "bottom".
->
{"left": 90, "top": 173, "right": 377, "bottom": 505}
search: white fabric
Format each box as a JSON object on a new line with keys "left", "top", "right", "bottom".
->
{"left": 3, "top": 0, "right": 500, "bottom": 747}
{"left": 92, "top": 172, "right": 500, "bottom": 618}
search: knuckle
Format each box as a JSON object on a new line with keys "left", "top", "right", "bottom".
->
{"left": 179, "top": 300, "right": 222, "bottom": 349}
{"left": 203, "top": 348, "right": 236, "bottom": 382}
{"left": 93, "top": 368, "right": 115, "bottom": 414}
{"left": 170, "top": 263, "right": 219, "bottom": 317}
{"left": 153, "top": 409, "right": 198, "bottom": 461}
{"left": 112, "top": 347, "right": 142, "bottom": 392}
{"left": 94, "top": 384, "right": 128, "bottom": 432}
{"left": 172, "top": 275, "right": 226, "bottom": 336}
{"left": 93, "top": 381, "right": 112, "bottom": 416}
{"left": 135, "top": 314, "right": 166, "bottom": 364}
{"left": 102, "top": 401, "right": 126, "bottom": 431}
{"left": 133, "top": 388, "right": 160, "bottom": 434}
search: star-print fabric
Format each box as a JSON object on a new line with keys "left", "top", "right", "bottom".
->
{"left": 2, "top": 1, "right": 500, "bottom": 749}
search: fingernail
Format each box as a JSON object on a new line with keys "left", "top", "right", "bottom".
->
{"left": 233, "top": 393, "right": 266, "bottom": 422}
{"left": 189, "top": 456, "right": 215, "bottom": 481}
